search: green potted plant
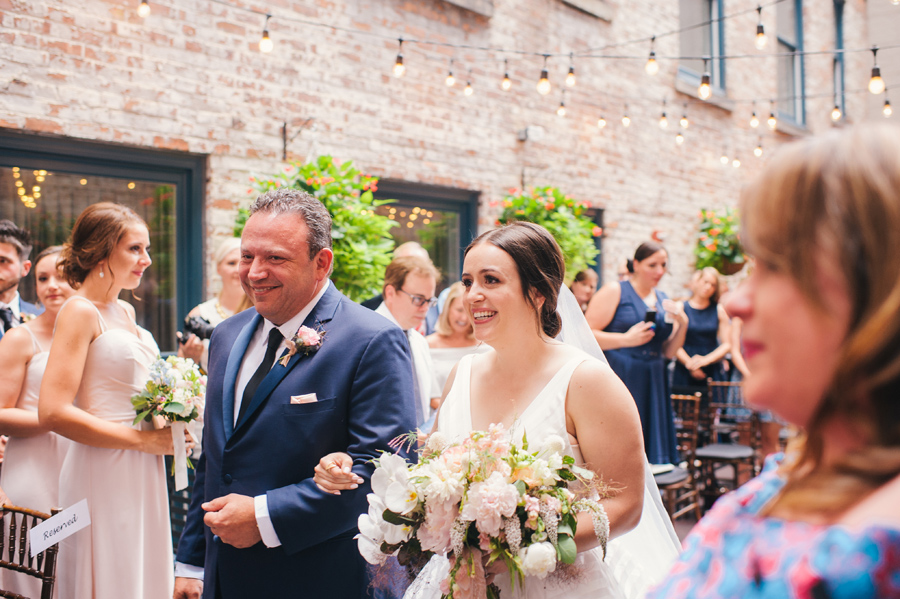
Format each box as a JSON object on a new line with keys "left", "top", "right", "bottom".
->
{"left": 694, "top": 207, "right": 746, "bottom": 275}
{"left": 496, "top": 186, "right": 601, "bottom": 281}
{"left": 236, "top": 156, "right": 397, "bottom": 302}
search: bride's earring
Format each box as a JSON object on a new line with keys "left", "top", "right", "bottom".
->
{"left": 99, "top": 265, "right": 105, "bottom": 279}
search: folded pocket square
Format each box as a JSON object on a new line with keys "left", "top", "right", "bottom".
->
{"left": 291, "top": 393, "right": 318, "bottom": 404}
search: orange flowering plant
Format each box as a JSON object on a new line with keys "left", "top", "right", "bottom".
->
{"left": 236, "top": 156, "right": 396, "bottom": 302}
{"left": 694, "top": 207, "right": 745, "bottom": 274}
{"left": 497, "top": 186, "right": 600, "bottom": 281}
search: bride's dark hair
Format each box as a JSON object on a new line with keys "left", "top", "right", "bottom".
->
{"left": 465, "top": 221, "right": 564, "bottom": 337}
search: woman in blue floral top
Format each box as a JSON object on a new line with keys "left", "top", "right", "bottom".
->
{"left": 649, "top": 126, "right": 900, "bottom": 599}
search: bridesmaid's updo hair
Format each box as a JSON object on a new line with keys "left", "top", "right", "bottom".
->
{"left": 60, "top": 202, "right": 147, "bottom": 288}
{"left": 634, "top": 241, "right": 666, "bottom": 263}
{"left": 465, "top": 221, "right": 564, "bottom": 338}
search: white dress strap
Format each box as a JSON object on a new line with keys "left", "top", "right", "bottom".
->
{"left": 19, "top": 324, "right": 44, "bottom": 354}
{"left": 63, "top": 296, "right": 108, "bottom": 332}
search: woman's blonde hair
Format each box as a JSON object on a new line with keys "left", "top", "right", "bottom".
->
{"left": 691, "top": 267, "right": 722, "bottom": 304}
{"left": 743, "top": 126, "right": 900, "bottom": 517}
{"left": 434, "top": 282, "right": 474, "bottom": 338}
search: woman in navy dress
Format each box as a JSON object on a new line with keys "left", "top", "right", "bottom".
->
{"left": 586, "top": 242, "right": 688, "bottom": 464}
{"left": 671, "top": 267, "right": 731, "bottom": 396}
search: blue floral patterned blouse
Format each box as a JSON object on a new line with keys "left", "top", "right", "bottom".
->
{"left": 648, "top": 455, "right": 900, "bottom": 598}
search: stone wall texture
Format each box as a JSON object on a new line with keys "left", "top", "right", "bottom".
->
{"left": 1, "top": 0, "right": 889, "bottom": 296}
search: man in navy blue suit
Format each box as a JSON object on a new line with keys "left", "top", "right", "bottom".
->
{"left": 0, "top": 220, "right": 42, "bottom": 340}
{"left": 174, "top": 189, "right": 417, "bottom": 599}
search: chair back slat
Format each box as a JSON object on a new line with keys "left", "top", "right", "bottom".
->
{"left": 671, "top": 392, "right": 702, "bottom": 467}
{"left": 0, "top": 506, "right": 61, "bottom": 599}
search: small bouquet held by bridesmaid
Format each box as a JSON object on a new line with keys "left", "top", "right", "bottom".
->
{"left": 132, "top": 355, "right": 206, "bottom": 491}
{"left": 357, "top": 424, "right": 610, "bottom": 599}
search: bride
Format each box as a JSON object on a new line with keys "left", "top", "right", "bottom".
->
{"left": 315, "top": 222, "right": 679, "bottom": 598}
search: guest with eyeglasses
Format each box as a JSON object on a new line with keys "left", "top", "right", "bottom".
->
{"left": 376, "top": 255, "right": 441, "bottom": 428}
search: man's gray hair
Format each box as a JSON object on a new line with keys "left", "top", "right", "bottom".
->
{"left": 250, "top": 188, "right": 332, "bottom": 258}
{"left": 0, "top": 219, "right": 33, "bottom": 262}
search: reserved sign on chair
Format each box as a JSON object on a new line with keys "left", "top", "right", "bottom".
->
{"left": 30, "top": 499, "right": 91, "bottom": 557}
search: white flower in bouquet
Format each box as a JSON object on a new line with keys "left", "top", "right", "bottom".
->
{"left": 460, "top": 471, "right": 519, "bottom": 537}
{"left": 519, "top": 541, "right": 558, "bottom": 579}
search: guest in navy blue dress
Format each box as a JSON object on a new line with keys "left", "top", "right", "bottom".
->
{"left": 586, "top": 242, "right": 688, "bottom": 465}
{"left": 672, "top": 267, "right": 731, "bottom": 397}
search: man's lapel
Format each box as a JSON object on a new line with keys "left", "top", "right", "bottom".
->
{"left": 223, "top": 312, "right": 262, "bottom": 440}
{"left": 232, "top": 284, "right": 342, "bottom": 435}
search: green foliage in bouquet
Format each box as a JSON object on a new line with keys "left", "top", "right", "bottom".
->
{"left": 497, "top": 186, "right": 601, "bottom": 282}
{"left": 236, "top": 156, "right": 397, "bottom": 302}
{"left": 694, "top": 207, "right": 746, "bottom": 274}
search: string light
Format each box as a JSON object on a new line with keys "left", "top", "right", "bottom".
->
{"left": 831, "top": 104, "right": 842, "bottom": 121}
{"left": 557, "top": 90, "right": 566, "bottom": 117}
{"left": 537, "top": 55, "right": 551, "bottom": 95}
{"left": 750, "top": 102, "right": 760, "bottom": 128}
{"left": 754, "top": 138, "right": 763, "bottom": 157}
{"left": 392, "top": 39, "right": 405, "bottom": 77}
{"left": 675, "top": 132, "right": 684, "bottom": 145}
{"left": 137, "top": 0, "right": 150, "bottom": 18}
{"left": 501, "top": 59, "right": 511, "bottom": 91}
{"left": 869, "top": 47, "right": 885, "bottom": 95}
{"left": 698, "top": 57, "right": 711, "bottom": 100}
{"left": 884, "top": 96, "right": 893, "bottom": 117}
{"left": 732, "top": 158, "right": 741, "bottom": 168}
{"left": 720, "top": 148, "right": 729, "bottom": 164}
{"left": 259, "top": 14, "right": 273, "bottom": 53}
{"left": 645, "top": 36, "right": 659, "bottom": 76}
{"left": 464, "top": 71, "right": 473, "bottom": 96}
{"left": 680, "top": 104, "right": 689, "bottom": 128}
{"left": 566, "top": 53, "right": 576, "bottom": 87}
{"left": 659, "top": 99, "right": 668, "bottom": 129}
{"left": 767, "top": 100, "right": 777, "bottom": 130}
{"left": 622, "top": 105, "right": 631, "bottom": 127}
{"left": 445, "top": 60, "right": 455, "bottom": 87}
{"left": 597, "top": 115, "right": 607, "bottom": 129}
{"left": 755, "top": 6, "right": 767, "bottom": 50}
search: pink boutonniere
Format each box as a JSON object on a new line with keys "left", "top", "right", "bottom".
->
{"left": 20, "top": 313, "right": 36, "bottom": 323}
{"left": 279, "top": 325, "right": 325, "bottom": 366}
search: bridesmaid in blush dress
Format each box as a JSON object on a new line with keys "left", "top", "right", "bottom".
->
{"left": 39, "top": 203, "right": 187, "bottom": 599}
{"left": 0, "top": 246, "right": 74, "bottom": 597}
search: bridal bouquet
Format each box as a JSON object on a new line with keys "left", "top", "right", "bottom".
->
{"left": 132, "top": 355, "right": 206, "bottom": 490}
{"left": 357, "top": 424, "right": 610, "bottom": 599}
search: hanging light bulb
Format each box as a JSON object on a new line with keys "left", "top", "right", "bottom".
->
{"left": 501, "top": 59, "right": 511, "bottom": 91}
{"left": 884, "top": 98, "right": 893, "bottom": 117}
{"left": 754, "top": 138, "right": 763, "bottom": 157}
{"left": 258, "top": 14, "right": 273, "bottom": 53}
{"left": 750, "top": 112, "right": 760, "bottom": 128}
{"left": 622, "top": 106, "right": 631, "bottom": 127}
{"left": 680, "top": 104, "right": 689, "bottom": 129}
{"left": 392, "top": 39, "right": 405, "bottom": 77}
{"left": 831, "top": 104, "right": 842, "bottom": 121}
{"left": 566, "top": 53, "right": 576, "bottom": 87}
{"left": 733, "top": 158, "right": 741, "bottom": 168}
{"left": 675, "top": 133, "right": 684, "bottom": 145}
{"left": 698, "top": 57, "right": 712, "bottom": 100}
{"left": 869, "top": 47, "right": 885, "bottom": 95}
{"left": 767, "top": 101, "right": 777, "bottom": 130}
{"left": 557, "top": 101, "right": 566, "bottom": 117}
{"left": 597, "top": 116, "right": 607, "bottom": 129}
{"left": 720, "top": 149, "right": 729, "bottom": 164}
{"left": 464, "top": 81, "right": 473, "bottom": 96}
{"left": 755, "top": 6, "right": 767, "bottom": 49}
{"left": 536, "top": 55, "right": 551, "bottom": 95}
{"left": 659, "top": 112, "right": 668, "bottom": 129}
{"left": 137, "top": 0, "right": 150, "bottom": 17}
{"left": 445, "top": 60, "right": 455, "bottom": 87}
{"left": 645, "top": 36, "right": 659, "bottom": 76}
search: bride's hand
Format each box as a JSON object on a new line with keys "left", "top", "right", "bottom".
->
{"left": 313, "top": 452, "right": 363, "bottom": 495}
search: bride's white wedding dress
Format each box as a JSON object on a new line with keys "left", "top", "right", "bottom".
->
{"left": 404, "top": 349, "right": 680, "bottom": 599}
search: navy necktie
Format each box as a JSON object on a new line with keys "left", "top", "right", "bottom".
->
{"left": 0, "top": 307, "right": 16, "bottom": 333}
{"left": 238, "top": 327, "right": 283, "bottom": 425}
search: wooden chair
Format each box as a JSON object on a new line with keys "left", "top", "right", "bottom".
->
{"left": 695, "top": 380, "right": 760, "bottom": 506}
{"left": 0, "top": 505, "right": 61, "bottom": 599}
{"left": 655, "top": 393, "right": 704, "bottom": 522}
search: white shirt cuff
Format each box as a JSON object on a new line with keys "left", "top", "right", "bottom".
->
{"left": 174, "top": 561, "right": 204, "bottom": 580}
{"left": 254, "top": 494, "right": 282, "bottom": 548}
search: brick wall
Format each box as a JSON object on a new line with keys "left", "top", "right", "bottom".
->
{"left": 0, "top": 0, "right": 876, "bottom": 296}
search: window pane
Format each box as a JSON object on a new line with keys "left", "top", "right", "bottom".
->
{"left": 0, "top": 167, "right": 178, "bottom": 352}
{"left": 679, "top": 0, "right": 712, "bottom": 74}
{"left": 777, "top": 0, "right": 797, "bottom": 44}
{"left": 375, "top": 203, "right": 461, "bottom": 293}
{"left": 777, "top": 40, "right": 798, "bottom": 120}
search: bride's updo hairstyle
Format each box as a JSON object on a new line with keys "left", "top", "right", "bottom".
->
{"left": 60, "top": 202, "right": 147, "bottom": 289}
{"left": 465, "top": 221, "right": 564, "bottom": 338}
